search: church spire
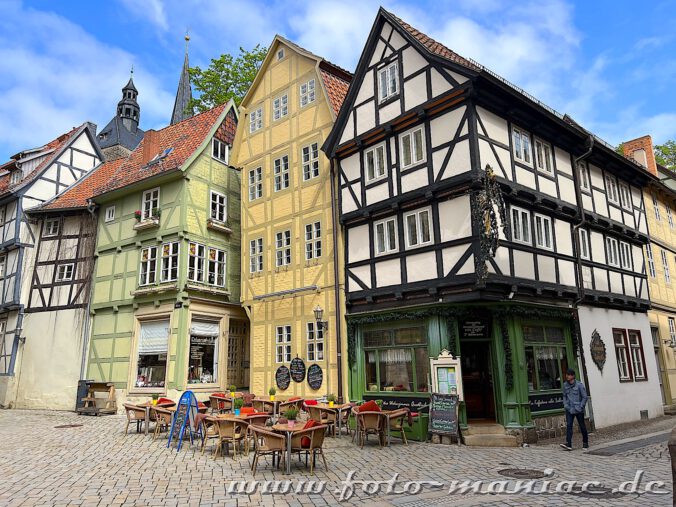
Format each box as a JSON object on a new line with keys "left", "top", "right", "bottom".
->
{"left": 170, "top": 33, "right": 193, "bottom": 125}
{"left": 117, "top": 70, "right": 140, "bottom": 133}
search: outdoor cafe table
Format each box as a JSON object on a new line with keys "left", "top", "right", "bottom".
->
{"left": 253, "top": 398, "right": 280, "bottom": 419}
{"left": 314, "top": 403, "right": 351, "bottom": 438}
{"left": 137, "top": 401, "right": 175, "bottom": 436}
{"left": 271, "top": 423, "right": 306, "bottom": 474}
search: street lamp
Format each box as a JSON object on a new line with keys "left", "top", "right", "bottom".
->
{"left": 313, "top": 305, "right": 328, "bottom": 331}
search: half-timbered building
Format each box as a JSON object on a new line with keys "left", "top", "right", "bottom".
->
{"left": 0, "top": 123, "right": 103, "bottom": 409}
{"left": 323, "top": 8, "right": 662, "bottom": 440}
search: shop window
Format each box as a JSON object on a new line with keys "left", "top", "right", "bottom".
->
{"left": 136, "top": 320, "right": 169, "bottom": 388}
{"left": 523, "top": 324, "right": 569, "bottom": 393}
{"left": 187, "top": 320, "right": 219, "bottom": 384}
{"left": 362, "top": 325, "right": 429, "bottom": 393}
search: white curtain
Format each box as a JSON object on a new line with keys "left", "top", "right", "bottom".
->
{"left": 379, "top": 348, "right": 412, "bottom": 364}
{"left": 139, "top": 320, "right": 170, "bottom": 355}
{"left": 190, "top": 320, "right": 219, "bottom": 337}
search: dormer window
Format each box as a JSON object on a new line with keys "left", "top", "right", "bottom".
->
{"left": 378, "top": 62, "right": 399, "bottom": 102}
{"left": 212, "top": 138, "right": 229, "bottom": 164}
{"left": 10, "top": 170, "right": 21, "bottom": 185}
{"left": 150, "top": 148, "right": 173, "bottom": 164}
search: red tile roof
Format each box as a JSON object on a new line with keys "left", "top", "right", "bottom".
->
{"left": 319, "top": 68, "right": 351, "bottom": 117}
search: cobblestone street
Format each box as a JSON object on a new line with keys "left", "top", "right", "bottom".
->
{"left": 0, "top": 410, "right": 673, "bottom": 506}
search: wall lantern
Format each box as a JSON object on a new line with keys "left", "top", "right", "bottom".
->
{"left": 313, "top": 305, "right": 329, "bottom": 331}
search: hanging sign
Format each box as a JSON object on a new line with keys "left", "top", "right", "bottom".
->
{"left": 275, "top": 365, "right": 291, "bottom": 390}
{"left": 307, "top": 364, "right": 323, "bottom": 390}
{"left": 290, "top": 357, "right": 306, "bottom": 383}
{"left": 589, "top": 330, "right": 606, "bottom": 372}
{"left": 167, "top": 390, "right": 201, "bottom": 452}
{"left": 428, "top": 393, "right": 459, "bottom": 437}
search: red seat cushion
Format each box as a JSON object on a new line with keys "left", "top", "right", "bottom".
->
{"left": 197, "top": 402, "right": 207, "bottom": 409}
{"left": 289, "top": 397, "right": 301, "bottom": 401}
{"left": 358, "top": 400, "right": 381, "bottom": 412}
{"left": 301, "top": 419, "right": 318, "bottom": 448}
{"left": 305, "top": 400, "right": 318, "bottom": 406}
{"left": 240, "top": 407, "right": 255, "bottom": 415}
{"left": 211, "top": 392, "right": 226, "bottom": 398}
{"left": 157, "top": 397, "right": 174, "bottom": 405}
{"left": 410, "top": 412, "right": 419, "bottom": 417}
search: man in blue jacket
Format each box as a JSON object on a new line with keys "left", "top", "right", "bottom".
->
{"left": 560, "top": 368, "right": 589, "bottom": 451}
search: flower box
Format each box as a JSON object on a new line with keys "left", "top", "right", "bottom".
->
{"left": 206, "top": 219, "right": 232, "bottom": 234}
{"left": 133, "top": 217, "right": 160, "bottom": 231}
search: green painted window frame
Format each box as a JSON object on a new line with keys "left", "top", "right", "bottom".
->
{"left": 521, "top": 321, "right": 574, "bottom": 395}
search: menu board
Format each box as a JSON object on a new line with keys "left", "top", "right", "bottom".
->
{"left": 171, "top": 401, "right": 188, "bottom": 440}
{"left": 428, "top": 393, "right": 459, "bottom": 437}
{"left": 436, "top": 366, "right": 459, "bottom": 395}
{"left": 307, "top": 364, "right": 323, "bottom": 390}
{"left": 290, "top": 357, "right": 306, "bottom": 383}
{"left": 275, "top": 365, "right": 291, "bottom": 390}
{"left": 167, "top": 391, "right": 199, "bottom": 452}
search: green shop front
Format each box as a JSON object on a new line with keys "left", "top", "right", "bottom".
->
{"left": 347, "top": 304, "right": 577, "bottom": 442}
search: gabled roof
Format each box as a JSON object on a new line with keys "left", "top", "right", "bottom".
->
{"left": 97, "top": 116, "right": 145, "bottom": 151}
{"left": 92, "top": 100, "right": 237, "bottom": 199}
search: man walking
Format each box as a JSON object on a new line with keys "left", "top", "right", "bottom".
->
{"left": 560, "top": 368, "right": 589, "bottom": 451}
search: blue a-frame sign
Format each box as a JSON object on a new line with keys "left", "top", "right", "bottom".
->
{"left": 167, "top": 390, "right": 201, "bottom": 452}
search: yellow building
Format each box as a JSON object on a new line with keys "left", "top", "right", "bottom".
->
{"left": 625, "top": 136, "right": 676, "bottom": 407}
{"left": 231, "top": 36, "right": 351, "bottom": 399}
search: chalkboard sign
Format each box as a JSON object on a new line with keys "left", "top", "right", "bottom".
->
{"left": 428, "top": 393, "right": 459, "bottom": 437}
{"left": 307, "top": 364, "right": 323, "bottom": 390}
{"left": 167, "top": 391, "right": 200, "bottom": 452}
{"left": 276, "top": 365, "right": 291, "bottom": 390}
{"left": 290, "top": 357, "right": 306, "bottom": 383}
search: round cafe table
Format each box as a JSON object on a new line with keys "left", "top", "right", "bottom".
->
{"left": 271, "top": 423, "right": 305, "bottom": 474}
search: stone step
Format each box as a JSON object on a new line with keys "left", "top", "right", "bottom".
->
{"left": 463, "top": 423, "right": 506, "bottom": 435}
{"left": 463, "top": 433, "right": 518, "bottom": 447}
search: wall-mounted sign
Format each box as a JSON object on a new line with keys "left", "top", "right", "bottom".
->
{"left": 290, "top": 357, "right": 306, "bottom": 383}
{"left": 529, "top": 392, "right": 564, "bottom": 413}
{"left": 307, "top": 364, "right": 323, "bottom": 390}
{"left": 363, "top": 394, "right": 431, "bottom": 414}
{"left": 430, "top": 350, "right": 464, "bottom": 400}
{"left": 174, "top": 302, "right": 183, "bottom": 309}
{"left": 460, "top": 317, "right": 490, "bottom": 339}
{"left": 275, "top": 366, "right": 291, "bottom": 390}
{"left": 589, "top": 330, "right": 606, "bottom": 372}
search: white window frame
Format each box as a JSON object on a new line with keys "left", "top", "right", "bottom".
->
{"left": 142, "top": 188, "right": 160, "bottom": 220}
{"left": 44, "top": 218, "right": 60, "bottom": 237}
{"left": 274, "top": 155, "right": 290, "bottom": 192}
{"left": 272, "top": 94, "right": 288, "bottom": 121}
{"left": 606, "top": 237, "right": 620, "bottom": 267}
{"left": 105, "top": 206, "right": 115, "bottom": 222}
{"left": 56, "top": 263, "right": 74, "bottom": 282}
{"left": 614, "top": 330, "right": 631, "bottom": 381}
{"left": 306, "top": 322, "right": 324, "bottom": 361}
{"left": 365, "top": 143, "right": 386, "bottom": 182}
{"left": 248, "top": 167, "right": 263, "bottom": 201}
{"left": 534, "top": 138, "right": 553, "bottom": 174}
{"left": 212, "top": 138, "right": 229, "bottom": 164}
{"left": 249, "top": 238, "right": 263, "bottom": 274}
{"left": 578, "top": 162, "right": 590, "bottom": 191}
{"left": 647, "top": 245, "right": 656, "bottom": 278}
{"left": 160, "top": 242, "right": 179, "bottom": 283}
{"left": 300, "top": 79, "right": 316, "bottom": 107}
{"left": 668, "top": 207, "right": 674, "bottom": 229}
{"left": 652, "top": 194, "right": 661, "bottom": 221}
{"left": 378, "top": 61, "right": 399, "bottom": 102}
{"left": 249, "top": 107, "right": 263, "bottom": 133}
{"left": 374, "top": 217, "right": 398, "bottom": 256}
{"left": 276, "top": 325, "right": 292, "bottom": 363}
{"left": 512, "top": 126, "right": 532, "bottom": 165}
{"left": 400, "top": 126, "right": 426, "bottom": 168}
{"left": 139, "top": 246, "right": 158, "bottom": 286}
{"left": 511, "top": 206, "right": 531, "bottom": 245}
{"left": 404, "top": 207, "right": 432, "bottom": 249}
{"left": 628, "top": 331, "right": 646, "bottom": 380}
{"left": 305, "top": 222, "right": 321, "bottom": 260}
{"left": 619, "top": 241, "right": 632, "bottom": 270}
{"left": 619, "top": 182, "right": 632, "bottom": 211}
{"left": 275, "top": 230, "right": 291, "bottom": 267}
{"left": 661, "top": 249, "right": 671, "bottom": 283}
{"left": 207, "top": 247, "right": 226, "bottom": 287}
{"left": 534, "top": 214, "right": 553, "bottom": 250}
{"left": 579, "top": 229, "right": 590, "bottom": 260}
{"left": 302, "top": 143, "right": 320, "bottom": 181}
{"left": 188, "top": 242, "right": 206, "bottom": 283}
{"left": 605, "top": 174, "right": 619, "bottom": 205}
{"left": 209, "top": 190, "right": 227, "bottom": 223}
{"left": 0, "top": 254, "right": 5, "bottom": 278}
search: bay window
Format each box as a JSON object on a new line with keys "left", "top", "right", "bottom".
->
{"left": 207, "top": 248, "right": 226, "bottom": 287}
{"left": 160, "top": 242, "right": 179, "bottom": 282}
{"left": 188, "top": 242, "right": 206, "bottom": 282}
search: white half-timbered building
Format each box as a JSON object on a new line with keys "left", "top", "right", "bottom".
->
{"left": 323, "top": 8, "right": 662, "bottom": 440}
{"left": 0, "top": 123, "right": 103, "bottom": 409}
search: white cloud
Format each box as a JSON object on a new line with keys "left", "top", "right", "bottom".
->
{"left": 119, "top": 0, "right": 168, "bottom": 31}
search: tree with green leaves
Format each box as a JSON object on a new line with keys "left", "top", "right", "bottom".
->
{"left": 655, "top": 140, "right": 676, "bottom": 170}
{"left": 187, "top": 45, "right": 268, "bottom": 112}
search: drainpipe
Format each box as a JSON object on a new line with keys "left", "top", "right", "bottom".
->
{"left": 329, "top": 158, "right": 344, "bottom": 402}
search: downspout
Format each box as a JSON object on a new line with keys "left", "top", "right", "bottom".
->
{"left": 79, "top": 200, "right": 97, "bottom": 380}
{"left": 329, "top": 158, "right": 344, "bottom": 402}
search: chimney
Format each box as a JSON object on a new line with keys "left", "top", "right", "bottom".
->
{"left": 623, "top": 135, "right": 657, "bottom": 176}
{"left": 141, "top": 130, "right": 159, "bottom": 165}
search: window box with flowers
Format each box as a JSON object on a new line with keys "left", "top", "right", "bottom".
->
{"left": 133, "top": 208, "right": 161, "bottom": 231}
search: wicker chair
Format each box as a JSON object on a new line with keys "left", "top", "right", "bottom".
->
{"left": 355, "top": 411, "right": 387, "bottom": 448}
{"left": 337, "top": 404, "right": 354, "bottom": 437}
{"left": 244, "top": 413, "right": 270, "bottom": 453}
{"left": 249, "top": 426, "right": 286, "bottom": 475}
{"left": 290, "top": 424, "right": 329, "bottom": 473}
{"left": 200, "top": 416, "right": 220, "bottom": 455}
{"left": 123, "top": 403, "right": 146, "bottom": 434}
{"left": 150, "top": 406, "right": 173, "bottom": 440}
{"left": 387, "top": 409, "right": 409, "bottom": 445}
{"left": 307, "top": 406, "right": 336, "bottom": 436}
{"left": 212, "top": 417, "right": 247, "bottom": 460}
{"left": 209, "top": 395, "right": 231, "bottom": 414}
{"left": 279, "top": 399, "right": 303, "bottom": 413}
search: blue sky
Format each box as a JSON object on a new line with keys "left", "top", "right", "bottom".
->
{"left": 0, "top": 0, "right": 674, "bottom": 160}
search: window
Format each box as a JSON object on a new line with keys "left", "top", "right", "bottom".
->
{"left": 275, "top": 230, "right": 291, "bottom": 267}
{"left": 302, "top": 143, "right": 319, "bottom": 181}
{"left": 272, "top": 94, "right": 288, "bottom": 121}
{"left": 212, "top": 138, "right": 229, "bottom": 164}
{"left": 669, "top": 318, "right": 676, "bottom": 345}
{"left": 629, "top": 331, "right": 647, "bottom": 380}
{"left": 619, "top": 242, "right": 632, "bottom": 270}
{"left": 534, "top": 138, "right": 553, "bottom": 174}
{"left": 0, "top": 320, "right": 9, "bottom": 375}
{"left": 652, "top": 194, "right": 661, "bottom": 221}
{"left": 523, "top": 324, "right": 569, "bottom": 393}
{"left": 210, "top": 191, "right": 227, "bottom": 222}
{"left": 578, "top": 162, "right": 590, "bottom": 191}
{"left": 378, "top": 62, "right": 399, "bottom": 101}
{"left": 276, "top": 325, "right": 292, "bottom": 363}
{"left": 160, "top": 242, "right": 179, "bottom": 282}
{"left": 249, "top": 238, "right": 263, "bottom": 273}
{"left": 187, "top": 320, "right": 220, "bottom": 384}
{"left": 56, "top": 263, "right": 74, "bottom": 282}
{"left": 366, "top": 144, "right": 386, "bottom": 182}
{"left": 249, "top": 107, "right": 263, "bottom": 133}
{"left": 277, "top": 48, "right": 285, "bottom": 60}
{"left": 105, "top": 206, "right": 115, "bottom": 222}
{"left": 511, "top": 207, "right": 531, "bottom": 245}
{"left": 404, "top": 208, "right": 432, "bottom": 248}
{"left": 614, "top": 328, "right": 646, "bottom": 382}
{"left": 10, "top": 170, "right": 21, "bottom": 185}
{"left": 248, "top": 167, "right": 263, "bottom": 201}
{"left": 0, "top": 207, "right": 5, "bottom": 226}
{"left": 605, "top": 174, "right": 619, "bottom": 204}
{"left": 534, "top": 214, "right": 553, "bottom": 250}
{"left": 139, "top": 246, "right": 158, "bottom": 286}
{"left": 579, "top": 229, "right": 590, "bottom": 260}
{"left": 647, "top": 245, "right": 656, "bottom": 278}
{"left": 300, "top": 79, "right": 316, "bottom": 107}
{"left": 619, "top": 183, "right": 632, "bottom": 210}
{"left": 135, "top": 320, "right": 170, "bottom": 388}
{"left": 400, "top": 127, "right": 425, "bottom": 167}
{"left": 44, "top": 218, "right": 60, "bottom": 237}
{"left": 661, "top": 249, "right": 671, "bottom": 283}
{"left": 374, "top": 217, "right": 398, "bottom": 255}
{"left": 668, "top": 207, "right": 674, "bottom": 228}
{"left": 142, "top": 188, "right": 160, "bottom": 220}
{"left": 305, "top": 222, "right": 321, "bottom": 260}
{"left": 363, "top": 326, "right": 428, "bottom": 393}
{"left": 0, "top": 254, "right": 5, "bottom": 278}
{"left": 606, "top": 237, "right": 619, "bottom": 267}
{"left": 207, "top": 248, "right": 226, "bottom": 287}
{"left": 512, "top": 127, "right": 532, "bottom": 164}
{"left": 274, "top": 155, "right": 289, "bottom": 191}
{"left": 188, "top": 242, "right": 206, "bottom": 283}
{"left": 307, "top": 322, "right": 324, "bottom": 361}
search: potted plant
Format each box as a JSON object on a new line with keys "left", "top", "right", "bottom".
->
{"left": 134, "top": 210, "right": 142, "bottom": 222}
{"left": 326, "top": 393, "right": 336, "bottom": 408}
{"left": 233, "top": 398, "right": 244, "bottom": 416}
{"left": 152, "top": 208, "right": 162, "bottom": 219}
{"left": 151, "top": 393, "right": 159, "bottom": 406}
{"left": 283, "top": 408, "right": 299, "bottom": 428}
{"left": 375, "top": 399, "right": 383, "bottom": 409}
{"left": 269, "top": 387, "right": 276, "bottom": 401}
{"left": 229, "top": 385, "right": 237, "bottom": 398}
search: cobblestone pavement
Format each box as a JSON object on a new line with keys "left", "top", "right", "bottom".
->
{"left": 0, "top": 410, "right": 673, "bottom": 506}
